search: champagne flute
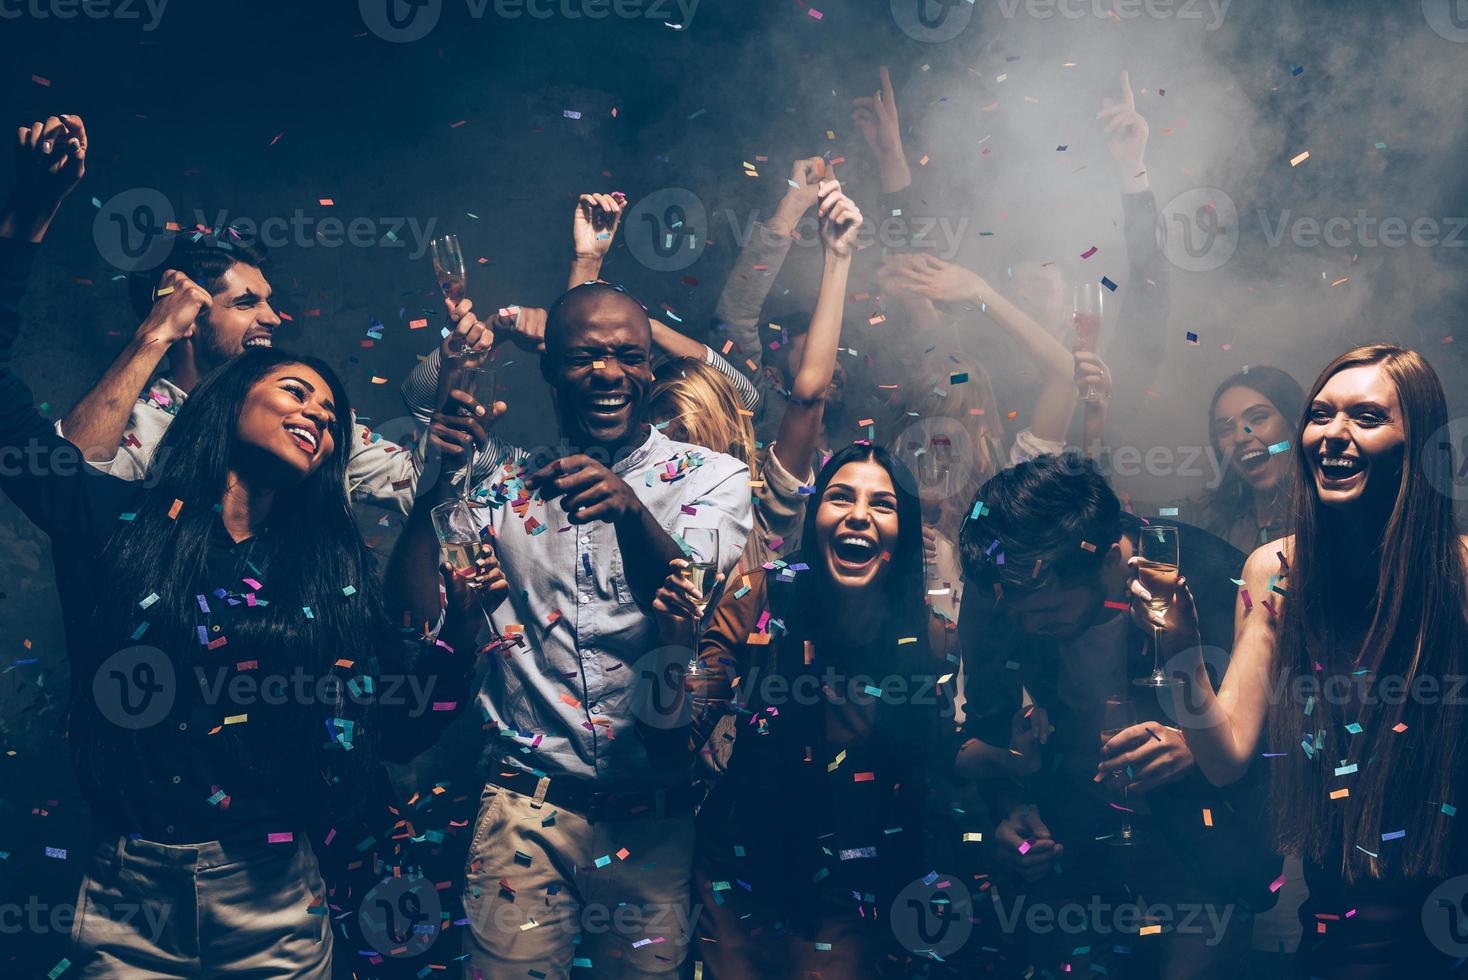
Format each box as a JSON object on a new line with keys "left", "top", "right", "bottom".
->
{"left": 440, "top": 364, "right": 498, "bottom": 501}
{"left": 431, "top": 498, "right": 498, "bottom": 637}
{"left": 679, "top": 527, "right": 729, "bottom": 732}
{"left": 1100, "top": 695, "right": 1141, "bottom": 846}
{"left": 431, "top": 233, "right": 487, "bottom": 364}
{"left": 1133, "top": 525, "right": 1183, "bottom": 689}
{"left": 1073, "top": 283, "right": 1105, "bottom": 402}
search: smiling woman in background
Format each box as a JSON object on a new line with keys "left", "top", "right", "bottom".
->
{"left": 1199, "top": 366, "right": 1307, "bottom": 553}
{"left": 1137, "top": 344, "right": 1468, "bottom": 978}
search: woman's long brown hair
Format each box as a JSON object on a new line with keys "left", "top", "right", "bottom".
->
{"left": 1270, "top": 344, "right": 1467, "bottom": 881}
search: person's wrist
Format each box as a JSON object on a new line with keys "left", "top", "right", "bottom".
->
{"left": 0, "top": 195, "right": 61, "bottom": 242}
{"left": 878, "top": 151, "right": 912, "bottom": 193}
{"left": 1118, "top": 160, "right": 1149, "bottom": 194}
{"left": 767, "top": 203, "right": 804, "bottom": 238}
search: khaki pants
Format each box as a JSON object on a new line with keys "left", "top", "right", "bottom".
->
{"left": 70, "top": 832, "right": 331, "bottom": 978}
{"left": 462, "top": 783, "right": 695, "bottom": 979}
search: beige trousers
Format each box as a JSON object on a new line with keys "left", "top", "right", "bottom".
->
{"left": 70, "top": 832, "right": 331, "bottom": 978}
{"left": 461, "top": 783, "right": 696, "bottom": 979}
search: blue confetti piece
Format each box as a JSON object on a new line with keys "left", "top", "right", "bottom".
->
{"left": 1100, "top": 276, "right": 1118, "bottom": 291}
{"left": 1381, "top": 829, "right": 1406, "bottom": 841}
{"left": 1267, "top": 440, "right": 1291, "bottom": 455}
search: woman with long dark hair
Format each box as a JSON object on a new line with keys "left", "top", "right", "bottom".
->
{"left": 1198, "top": 366, "right": 1307, "bottom": 553}
{"left": 649, "top": 442, "right": 950, "bottom": 977}
{"left": 0, "top": 234, "right": 497, "bottom": 973}
{"left": 1135, "top": 344, "right": 1468, "bottom": 977}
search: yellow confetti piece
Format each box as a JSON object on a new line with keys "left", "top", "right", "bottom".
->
{"left": 224, "top": 714, "right": 248, "bottom": 725}
{"left": 962, "top": 832, "right": 983, "bottom": 842}
{"left": 1290, "top": 151, "right": 1310, "bottom": 167}
{"left": 747, "top": 480, "right": 767, "bottom": 489}
{"left": 592, "top": 360, "right": 606, "bottom": 369}
{"left": 153, "top": 285, "right": 176, "bottom": 299}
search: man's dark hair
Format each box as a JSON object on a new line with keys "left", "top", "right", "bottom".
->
{"left": 127, "top": 234, "right": 271, "bottom": 322}
{"left": 958, "top": 452, "right": 1122, "bottom": 593}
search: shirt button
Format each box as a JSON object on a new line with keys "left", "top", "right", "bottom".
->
{"left": 590, "top": 703, "right": 603, "bottom": 714}
{"left": 172, "top": 776, "right": 181, "bottom": 784}
{"left": 212, "top": 625, "right": 221, "bottom": 633}
{"left": 178, "top": 723, "right": 188, "bottom": 732}
{"left": 580, "top": 536, "right": 591, "bottom": 545}
{"left": 165, "top": 825, "right": 174, "bottom": 835}
{"left": 579, "top": 595, "right": 591, "bottom": 604}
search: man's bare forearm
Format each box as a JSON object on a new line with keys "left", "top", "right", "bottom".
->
{"left": 384, "top": 487, "right": 453, "bottom": 629}
{"left": 60, "top": 333, "right": 170, "bottom": 460}
{"left": 615, "top": 502, "right": 682, "bottom": 609}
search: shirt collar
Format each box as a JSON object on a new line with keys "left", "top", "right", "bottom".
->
{"left": 611, "top": 426, "right": 664, "bottom": 475}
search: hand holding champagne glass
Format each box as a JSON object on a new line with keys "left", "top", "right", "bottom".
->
{"left": 1073, "top": 283, "right": 1105, "bottom": 402}
{"left": 431, "top": 498, "right": 502, "bottom": 637}
{"left": 1133, "top": 525, "right": 1183, "bottom": 689}
{"left": 1100, "top": 695, "right": 1141, "bottom": 846}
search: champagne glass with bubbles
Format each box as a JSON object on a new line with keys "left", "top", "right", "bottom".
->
{"left": 679, "top": 527, "right": 726, "bottom": 716}
{"left": 1133, "top": 525, "right": 1183, "bottom": 689}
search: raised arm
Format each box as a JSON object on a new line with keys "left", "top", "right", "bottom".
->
{"left": 772, "top": 180, "right": 861, "bottom": 479}
{"left": 712, "top": 157, "right": 824, "bottom": 368}
{"left": 1130, "top": 540, "right": 1287, "bottom": 786}
{"left": 850, "top": 67, "right": 911, "bottom": 194}
{"left": 567, "top": 192, "right": 625, "bottom": 289}
{"left": 884, "top": 254, "right": 1078, "bottom": 447}
{"left": 648, "top": 318, "right": 759, "bottom": 411}
{"left": 0, "top": 114, "right": 84, "bottom": 243}
{"left": 1098, "top": 70, "right": 1169, "bottom": 411}
{"left": 59, "top": 269, "right": 209, "bottom": 467}
{"left": 0, "top": 121, "right": 134, "bottom": 543}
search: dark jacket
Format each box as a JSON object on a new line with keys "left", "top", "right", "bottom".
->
{"left": 959, "top": 517, "right": 1281, "bottom": 910}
